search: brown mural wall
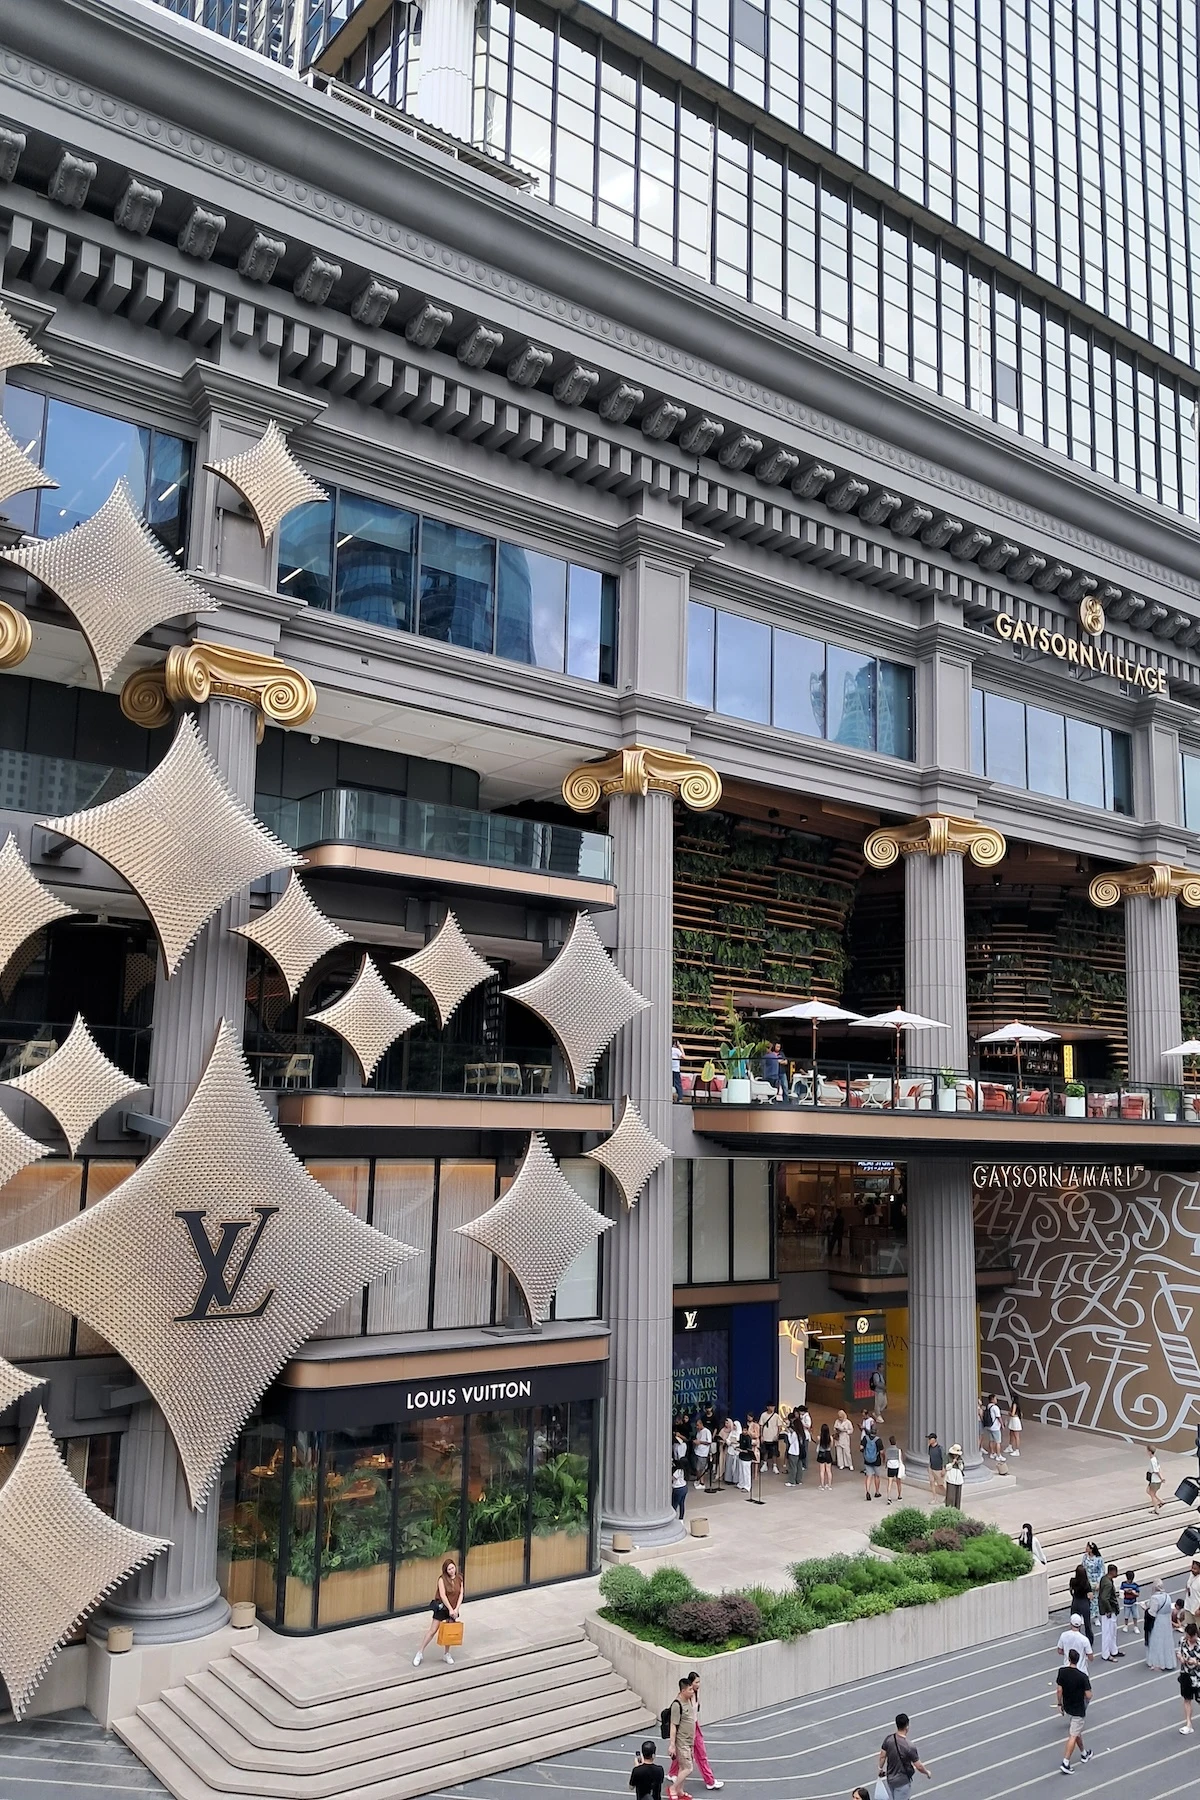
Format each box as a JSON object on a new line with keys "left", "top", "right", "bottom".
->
{"left": 976, "top": 1170, "right": 1200, "bottom": 1449}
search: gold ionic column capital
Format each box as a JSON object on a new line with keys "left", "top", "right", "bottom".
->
{"left": 120, "top": 642, "right": 317, "bottom": 739}
{"left": 561, "top": 745, "right": 722, "bottom": 813}
{"left": 0, "top": 601, "right": 32, "bottom": 669}
{"left": 1089, "top": 862, "right": 1200, "bottom": 908}
{"left": 863, "top": 813, "right": 1007, "bottom": 869}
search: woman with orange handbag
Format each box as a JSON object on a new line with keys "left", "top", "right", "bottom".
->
{"left": 413, "top": 1557, "right": 465, "bottom": 1667}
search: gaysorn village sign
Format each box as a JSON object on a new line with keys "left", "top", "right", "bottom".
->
{"left": 991, "top": 603, "right": 1167, "bottom": 694}
{"left": 973, "top": 1163, "right": 1144, "bottom": 1190}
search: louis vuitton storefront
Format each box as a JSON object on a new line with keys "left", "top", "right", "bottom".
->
{"left": 217, "top": 1352, "right": 604, "bottom": 1633}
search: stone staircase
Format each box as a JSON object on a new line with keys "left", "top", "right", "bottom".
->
{"left": 114, "top": 1624, "right": 655, "bottom": 1800}
{"left": 1038, "top": 1495, "right": 1194, "bottom": 1609}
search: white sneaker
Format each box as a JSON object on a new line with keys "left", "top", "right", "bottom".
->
{"left": 413, "top": 1652, "right": 422, "bottom": 1667}
{"left": 443, "top": 1651, "right": 454, "bottom": 1665}
{"left": 1181, "top": 1725, "right": 1194, "bottom": 1735}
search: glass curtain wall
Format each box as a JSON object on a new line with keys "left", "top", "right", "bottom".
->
{"left": 971, "top": 689, "right": 1132, "bottom": 813}
{"left": 671, "top": 1159, "right": 774, "bottom": 1284}
{"left": 687, "top": 601, "right": 914, "bottom": 758}
{"left": 219, "top": 1400, "right": 598, "bottom": 1632}
{"left": 279, "top": 485, "right": 617, "bottom": 682}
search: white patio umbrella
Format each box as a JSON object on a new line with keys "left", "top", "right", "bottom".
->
{"left": 1162, "top": 1040, "right": 1200, "bottom": 1057}
{"left": 858, "top": 1006, "right": 949, "bottom": 1083}
{"left": 762, "top": 998, "right": 864, "bottom": 1068}
{"left": 975, "top": 1020, "right": 1059, "bottom": 1086}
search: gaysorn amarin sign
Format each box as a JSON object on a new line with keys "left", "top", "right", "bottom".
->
{"left": 972, "top": 1163, "right": 1144, "bottom": 1190}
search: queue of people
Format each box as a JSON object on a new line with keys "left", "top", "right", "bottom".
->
{"left": 672, "top": 1404, "right": 955, "bottom": 1506}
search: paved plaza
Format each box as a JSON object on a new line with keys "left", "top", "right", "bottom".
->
{"left": 428, "top": 1594, "right": 1193, "bottom": 1800}
{"left": 0, "top": 1709, "right": 165, "bottom": 1800}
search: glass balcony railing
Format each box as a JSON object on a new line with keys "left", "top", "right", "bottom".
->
{"left": 257, "top": 788, "right": 613, "bottom": 883}
{"left": 0, "top": 749, "right": 146, "bottom": 814}
{"left": 245, "top": 1033, "right": 606, "bottom": 1098}
{"left": 778, "top": 1228, "right": 1014, "bottom": 1281}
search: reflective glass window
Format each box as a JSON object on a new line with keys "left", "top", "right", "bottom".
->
{"left": 419, "top": 520, "right": 496, "bottom": 653}
{"left": 1065, "top": 715, "right": 1105, "bottom": 808}
{"left": 1183, "top": 752, "right": 1200, "bottom": 830}
{"left": 970, "top": 687, "right": 985, "bottom": 774}
{"left": 687, "top": 600, "right": 716, "bottom": 707}
{"left": 691, "top": 1160, "right": 730, "bottom": 1281}
{"left": 715, "top": 609, "right": 771, "bottom": 721}
{"left": 498, "top": 543, "right": 566, "bottom": 668}
{"left": 2, "top": 385, "right": 192, "bottom": 553}
{"left": 731, "top": 1159, "right": 771, "bottom": 1279}
{"left": 278, "top": 497, "right": 335, "bottom": 608}
{"left": 1025, "top": 705, "right": 1068, "bottom": 797}
{"left": 877, "top": 661, "right": 913, "bottom": 759}
{"left": 334, "top": 492, "right": 417, "bottom": 629}
{"left": 772, "top": 629, "right": 826, "bottom": 737}
{"left": 982, "top": 692, "right": 1028, "bottom": 787}
{"left": 1106, "top": 730, "right": 1133, "bottom": 815}
{"left": 827, "top": 645, "right": 877, "bottom": 748}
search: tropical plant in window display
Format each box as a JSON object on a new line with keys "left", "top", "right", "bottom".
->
{"left": 532, "top": 1451, "right": 589, "bottom": 1537}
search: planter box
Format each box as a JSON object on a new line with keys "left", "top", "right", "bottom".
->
{"left": 587, "top": 1566, "right": 1048, "bottom": 1724}
{"left": 722, "top": 1078, "right": 751, "bottom": 1105}
{"left": 1064, "top": 1096, "right": 1085, "bottom": 1118}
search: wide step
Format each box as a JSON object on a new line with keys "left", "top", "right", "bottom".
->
{"left": 116, "top": 1627, "right": 654, "bottom": 1800}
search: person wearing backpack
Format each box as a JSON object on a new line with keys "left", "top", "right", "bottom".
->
{"left": 664, "top": 1676, "right": 697, "bottom": 1800}
{"left": 862, "top": 1421, "right": 883, "bottom": 1500}
{"left": 878, "top": 1713, "right": 930, "bottom": 1800}
{"left": 666, "top": 1671, "right": 723, "bottom": 1792}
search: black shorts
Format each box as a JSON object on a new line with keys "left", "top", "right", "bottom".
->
{"left": 762, "top": 1440, "right": 779, "bottom": 1461}
{"left": 1181, "top": 1673, "right": 1196, "bottom": 1701}
{"left": 432, "top": 1599, "right": 453, "bottom": 1621}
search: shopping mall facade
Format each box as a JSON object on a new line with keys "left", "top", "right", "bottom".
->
{"left": 0, "top": 0, "right": 1199, "bottom": 1675}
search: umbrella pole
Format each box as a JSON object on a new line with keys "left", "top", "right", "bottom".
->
{"left": 894, "top": 1026, "right": 900, "bottom": 1085}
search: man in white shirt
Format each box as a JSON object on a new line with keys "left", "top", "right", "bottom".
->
{"left": 1184, "top": 1559, "right": 1200, "bottom": 1629}
{"left": 692, "top": 1422, "right": 713, "bottom": 1491}
{"left": 760, "top": 1406, "right": 783, "bottom": 1472}
{"left": 1055, "top": 1616, "right": 1093, "bottom": 1665}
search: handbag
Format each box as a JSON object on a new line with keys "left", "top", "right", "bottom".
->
{"left": 874, "top": 1783, "right": 890, "bottom": 1800}
{"left": 437, "top": 1620, "right": 464, "bottom": 1646}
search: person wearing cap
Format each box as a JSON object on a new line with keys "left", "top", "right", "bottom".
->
{"left": 1055, "top": 1616, "right": 1093, "bottom": 1665}
{"left": 944, "top": 1444, "right": 965, "bottom": 1508}
{"left": 926, "top": 1431, "right": 945, "bottom": 1498}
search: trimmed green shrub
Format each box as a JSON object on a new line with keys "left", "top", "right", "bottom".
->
{"left": 599, "top": 1564, "right": 650, "bottom": 1616}
{"left": 888, "top": 1553, "right": 937, "bottom": 1584}
{"left": 790, "top": 1553, "right": 853, "bottom": 1591}
{"left": 839, "top": 1558, "right": 882, "bottom": 1594}
{"left": 869, "top": 1505, "right": 929, "bottom": 1550}
{"left": 927, "top": 1548, "right": 971, "bottom": 1584}
{"left": 767, "top": 1596, "right": 820, "bottom": 1641}
{"left": 892, "top": 1580, "right": 944, "bottom": 1607}
{"left": 808, "top": 1582, "right": 853, "bottom": 1616}
{"left": 643, "top": 1564, "right": 701, "bottom": 1620}
{"left": 845, "top": 1591, "right": 897, "bottom": 1620}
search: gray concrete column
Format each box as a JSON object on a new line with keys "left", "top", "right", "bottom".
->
{"left": 104, "top": 693, "right": 259, "bottom": 1643}
{"left": 904, "top": 850, "right": 969, "bottom": 1071}
{"left": 602, "top": 786, "right": 684, "bottom": 1546}
{"left": 907, "top": 1159, "right": 982, "bottom": 1477}
{"left": 1125, "top": 895, "right": 1183, "bottom": 1090}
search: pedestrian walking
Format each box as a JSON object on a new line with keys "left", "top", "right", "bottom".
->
{"left": 671, "top": 1460, "right": 687, "bottom": 1520}
{"left": 1184, "top": 1558, "right": 1200, "bottom": 1629}
{"left": 885, "top": 1436, "right": 905, "bottom": 1504}
{"left": 926, "top": 1431, "right": 946, "bottom": 1497}
{"left": 1019, "top": 1522, "right": 1046, "bottom": 1564}
{"left": 833, "top": 1409, "right": 853, "bottom": 1471}
{"left": 862, "top": 1422, "right": 883, "bottom": 1501}
{"left": 878, "top": 1712, "right": 930, "bottom": 1799}
{"left": 1179, "top": 1622, "right": 1200, "bottom": 1733}
{"left": 666, "top": 1676, "right": 697, "bottom": 1800}
{"left": 632, "top": 1741, "right": 665, "bottom": 1800}
{"left": 944, "top": 1444, "right": 965, "bottom": 1508}
{"left": 412, "top": 1556, "right": 464, "bottom": 1667}
{"left": 817, "top": 1421, "right": 834, "bottom": 1487}
{"left": 1147, "top": 1445, "right": 1164, "bottom": 1511}
{"left": 1007, "top": 1395, "right": 1023, "bottom": 1456}
{"left": 784, "top": 1415, "right": 804, "bottom": 1487}
{"left": 1146, "top": 1579, "right": 1176, "bottom": 1670}
{"left": 1055, "top": 1616, "right": 1092, "bottom": 1667}
{"left": 1055, "top": 1648, "right": 1093, "bottom": 1772}
{"left": 667, "top": 1672, "right": 723, "bottom": 1791}
{"left": 760, "top": 1405, "right": 783, "bottom": 1473}
{"left": 1121, "top": 1570, "right": 1141, "bottom": 1632}
{"left": 692, "top": 1419, "right": 713, "bottom": 1491}
{"left": 1097, "top": 1564, "right": 1122, "bottom": 1661}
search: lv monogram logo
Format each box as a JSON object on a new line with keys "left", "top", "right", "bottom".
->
{"left": 683, "top": 1309, "right": 699, "bottom": 1330}
{"left": 174, "top": 1206, "right": 280, "bottom": 1323}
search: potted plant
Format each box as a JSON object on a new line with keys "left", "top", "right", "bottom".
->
{"left": 1161, "top": 1086, "right": 1181, "bottom": 1123}
{"left": 937, "top": 1068, "right": 958, "bottom": 1112}
{"left": 1064, "top": 1080, "right": 1086, "bottom": 1119}
{"left": 717, "top": 995, "right": 768, "bottom": 1106}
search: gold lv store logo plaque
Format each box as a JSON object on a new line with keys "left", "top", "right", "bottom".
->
{"left": 174, "top": 1206, "right": 280, "bottom": 1322}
